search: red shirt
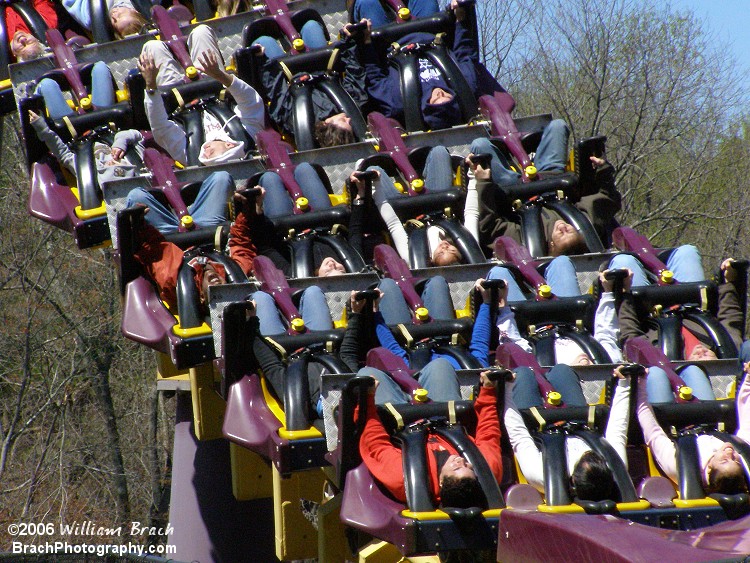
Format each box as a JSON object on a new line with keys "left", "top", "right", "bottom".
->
{"left": 5, "top": 0, "right": 57, "bottom": 39}
{"left": 359, "top": 386, "right": 503, "bottom": 503}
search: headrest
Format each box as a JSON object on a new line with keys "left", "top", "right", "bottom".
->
{"left": 574, "top": 499, "right": 619, "bottom": 516}
{"left": 50, "top": 103, "right": 134, "bottom": 143}
{"left": 630, "top": 281, "right": 719, "bottom": 314}
{"left": 388, "top": 190, "right": 465, "bottom": 221}
{"left": 375, "top": 401, "right": 476, "bottom": 435}
{"left": 520, "top": 405, "right": 610, "bottom": 432}
{"left": 263, "top": 330, "right": 344, "bottom": 353}
{"left": 709, "top": 493, "right": 750, "bottom": 520}
{"left": 369, "top": 12, "right": 451, "bottom": 50}
{"left": 270, "top": 205, "right": 350, "bottom": 233}
{"left": 651, "top": 400, "right": 737, "bottom": 434}
{"left": 442, "top": 507, "right": 485, "bottom": 527}
{"left": 161, "top": 79, "right": 226, "bottom": 115}
{"left": 510, "top": 296, "right": 596, "bottom": 333}
{"left": 500, "top": 173, "right": 578, "bottom": 202}
{"left": 277, "top": 46, "right": 342, "bottom": 77}
{"left": 391, "top": 318, "right": 473, "bottom": 345}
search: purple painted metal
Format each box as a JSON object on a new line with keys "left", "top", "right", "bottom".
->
{"left": 170, "top": 394, "right": 276, "bottom": 561}
{"left": 493, "top": 236, "right": 554, "bottom": 300}
{"left": 28, "top": 163, "right": 82, "bottom": 232}
{"left": 252, "top": 256, "right": 304, "bottom": 334}
{"left": 255, "top": 128, "right": 307, "bottom": 211}
{"left": 373, "top": 244, "right": 426, "bottom": 321}
{"left": 366, "top": 347, "right": 418, "bottom": 396}
{"left": 495, "top": 342, "right": 562, "bottom": 408}
{"left": 612, "top": 226, "right": 674, "bottom": 286}
{"left": 624, "top": 337, "right": 694, "bottom": 403}
{"left": 367, "top": 112, "right": 422, "bottom": 195}
{"left": 45, "top": 29, "right": 88, "bottom": 111}
{"left": 223, "top": 375, "right": 281, "bottom": 460}
{"left": 496, "top": 510, "right": 750, "bottom": 562}
{"left": 340, "top": 463, "right": 414, "bottom": 553}
{"left": 121, "top": 276, "right": 175, "bottom": 354}
{"left": 151, "top": 5, "right": 195, "bottom": 78}
{"left": 143, "top": 148, "right": 191, "bottom": 231}
{"left": 478, "top": 92, "right": 534, "bottom": 183}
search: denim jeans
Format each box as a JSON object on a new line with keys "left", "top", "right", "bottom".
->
{"left": 126, "top": 171, "right": 234, "bottom": 233}
{"left": 512, "top": 365, "right": 587, "bottom": 409}
{"left": 252, "top": 20, "right": 328, "bottom": 58}
{"left": 352, "top": 0, "right": 439, "bottom": 28}
{"left": 258, "top": 162, "right": 331, "bottom": 217}
{"left": 486, "top": 255, "right": 580, "bottom": 301}
{"left": 358, "top": 357, "right": 462, "bottom": 404}
{"left": 608, "top": 245, "right": 705, "bottom": 286}
{"left": 36, "top": 61, "right": 115, "bottom": 119}
{"left": 469, "top": 119, "right": 569, "bottom": 187}
{"left": 646, "top": 365, "right": 715, "bottom": 403}
{"left": 377, "top": 276, "right": 454, "bottom": 325}
{"left": 250, "top": 287, "right": 333, "bottom": 335}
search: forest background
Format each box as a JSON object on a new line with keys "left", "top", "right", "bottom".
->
{"left": 0, "top": 0, "right": 748, "bottom": 549}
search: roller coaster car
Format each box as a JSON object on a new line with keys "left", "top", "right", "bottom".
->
{"left": 127, "top": 71, "right": 255, "bottom": 166}
{"left": 243, "top": 0, "right": 329, "bottom": 55}
{"left": 643, "top": 396, "right": 750, "bottom": 522}
{"left": 366, "top": 10, "right": 479, "bottom": 132}
{"left": 488, "top": 177, "right": 606, "bottom": 259}
{"left": 234, "top": 43, "right": 368, "bottom": 150}
{"left": 336, "top": 376, "right": 504, "bottom": 557}
{"left": 21, "top": 63, "right": 135, "bottom": 248}
{"left": 221, "top": 300, "right": 352, "bottom": 476}
{"left": 625, "top": 279, "right": 740, "bottom": 361}
{"left": 510, "top": 295, "right": 614, "bottom": 366}
{"left": 0, "top": 0, "right": 89, "bottom": 113}
{"left": 116, "top": 205, "right": 240, "bottom": 369}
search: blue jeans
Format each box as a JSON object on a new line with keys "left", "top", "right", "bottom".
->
{"left": 358, "top": 357, "right": 461, "bottom": 404}
{"left": 378, "top": 276, "right": 454, "bottom": 324}
{"left": 352, "top": 0, "right": 439, "bottom": 27}
{"left": 258, "top": 162, "right": 331, "bottom": 217}
{"left": 470, "top": 119, "right": 569, "bottom": 187}
{"left": 608, "top": 245, "right": 705, "bottom": 286}
{"left": 126, "top": 171, "right": 234, "bottom": 234}
{"left": 646, "top": 365, "right": 715, "bottom": 403}
{"left": 486, "top": 255, "right": 580, "bottom": 301}
{"left": 253, "top": 20, "right": 328, "bottom": 58}
{"left": 370, "top": 145, "right": 454, "bottom": 199}
{"left": 250, "top": 287, "right": 333, "bottom": 335}
{"left": 512, "top": 365, "right": 587, "bottom": 409}
{"left": 36, "top": 61, "right": 115, "bottom": 119}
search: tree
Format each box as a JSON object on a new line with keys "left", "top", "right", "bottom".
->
{"left": 480, "top": 0, "right": 750, "bottom": 263}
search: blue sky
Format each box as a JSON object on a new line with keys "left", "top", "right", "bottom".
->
{"left": 671, "top": 0, "right": 750, "bottom": 95}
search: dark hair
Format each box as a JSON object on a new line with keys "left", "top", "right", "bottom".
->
{"left": 314, "top": 120, "right": 355, "bottom": 148}
{"left": 707, "top": 464, "right": 748, "bottom": 495}
{"left": 440, "top": 476, "right": 488, "bottom": 510}
{"left": 570, "top": 451, "right": 618, "bottom": 502}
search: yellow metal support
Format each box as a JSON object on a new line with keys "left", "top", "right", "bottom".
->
{"left": 273, "top": 466, "right": 326, "bottom": 561}
{"left": 358, "top": 540, "right": 440, "bottom": 562}
{"left": 156, "top": 351, "right": 190, "bottom": 381}
{"left": 189, "top": 362, "right": 225, "bottom": 440}
{"left": 229, "top": 443, "right": 272, "bottom": 500}
{"left": 317, "top": 492, "right": 349, "bottom": 563}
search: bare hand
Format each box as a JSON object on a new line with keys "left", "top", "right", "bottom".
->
{"left": 475, "top": 278, "right": 491, "bottom": 304}
{"left": 613, "top": 365, "right": 626, "bottom": 380}
{"left": 721, "top": 258, "right": 737, "bottom": 283}
{"left": 466, "top": 154, "right": 491, "bottom": 181}
{"left": 28, "top": 109, "right": 40, "bottom": 123}
{"left": 599, "top": 270, "right": 614, "bottom": 292}
{"left": 350, "top": 290, "right": 366, "bottom": 314}
{"left": 138, "top": 53, "right": 159, "bottom": 91}
{"left": 590, "top": 155, "right": 606, "bottom": 169}
{"left": 197, "top": 50, "right": 232, "bottom": 87}
{"left": 479, "top": 370, "right": 497, "bottom": 388}
{"left": 110, "top": 147, "right": 125, "bottom": 161}
{"left": 450, "top": 0, "right": 466, "bottom": 22}
{"left": 372, "top": 288, "right": 384, "bottom": 312}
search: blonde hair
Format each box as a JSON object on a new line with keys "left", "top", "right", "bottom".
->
{"left": 215, "top": 0, "right": 250, "bottom": 18}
